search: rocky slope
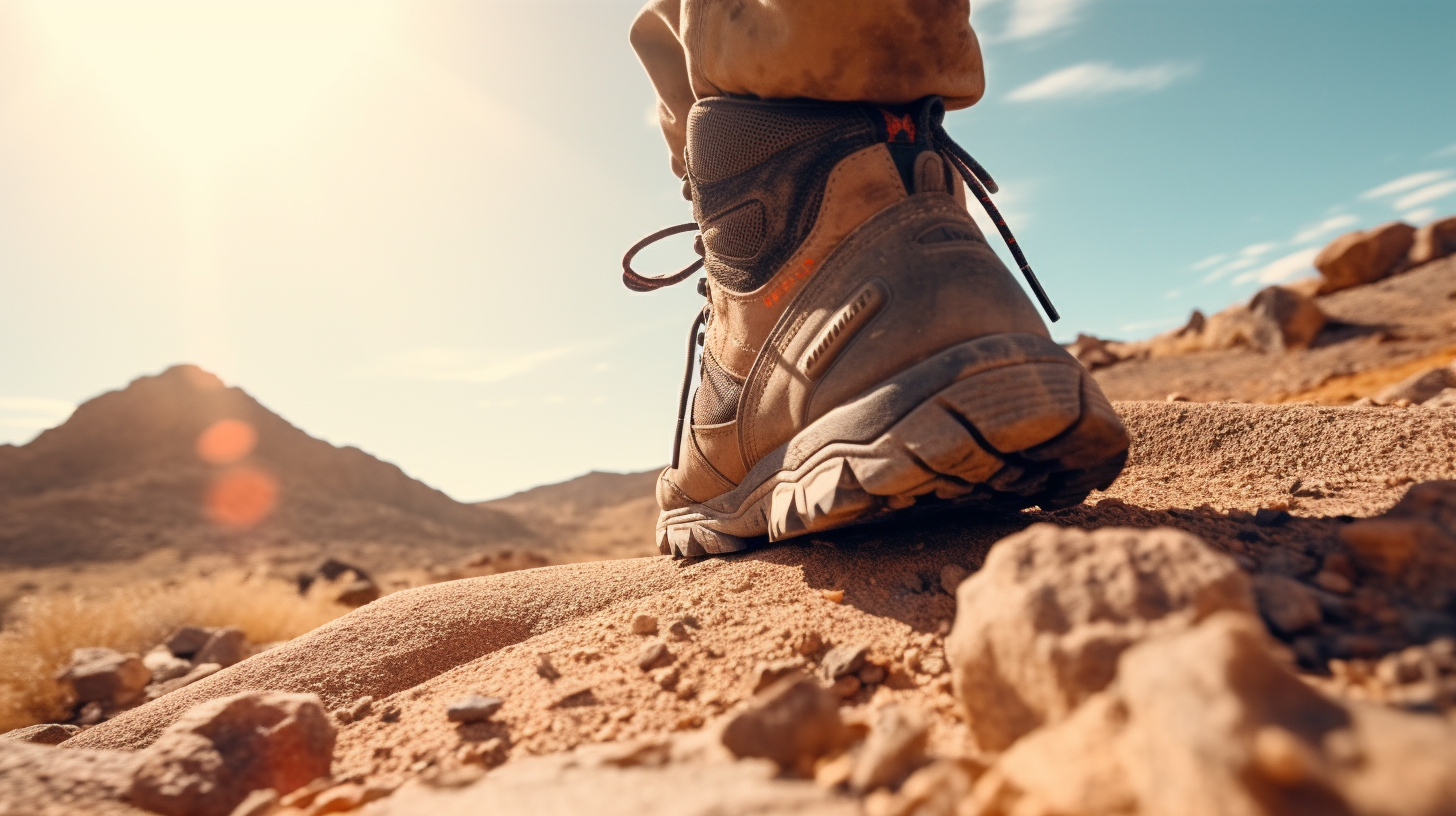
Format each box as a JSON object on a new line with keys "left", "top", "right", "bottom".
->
{"left": 6, "top": 398, "right": 1450, "bottom": 816}
{"left": 0, "top": 366, "right": 542, "bottom": 578}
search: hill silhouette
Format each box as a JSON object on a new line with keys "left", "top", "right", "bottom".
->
{"left": 0, "top": 365, "right": 534, "bottom": 570}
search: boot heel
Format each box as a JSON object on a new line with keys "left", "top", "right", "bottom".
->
{"left": 764, "top": 361, "right": 1127, "bottom": 541}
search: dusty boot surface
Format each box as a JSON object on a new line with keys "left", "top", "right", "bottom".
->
{"left": 627, "top": 96, "right": 1129, "bottom": 557}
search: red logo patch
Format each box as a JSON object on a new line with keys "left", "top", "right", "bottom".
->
{"left": 882, "top": 111, "right": 915, "bottom": 143}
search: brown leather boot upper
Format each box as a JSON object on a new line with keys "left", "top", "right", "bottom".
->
{"left": 656, "top": 97, "right": 1052, "bottom": 513}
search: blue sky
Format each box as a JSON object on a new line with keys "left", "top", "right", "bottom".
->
{"left": 1, "top": 0, "right": 1454, "bottom": 500}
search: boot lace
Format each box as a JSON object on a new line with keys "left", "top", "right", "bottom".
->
{"left": 621, "top": 104, "right": 1058, "bottom": 470}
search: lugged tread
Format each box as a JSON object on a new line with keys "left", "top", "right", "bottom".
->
{"left": 938, "top": 362, "right": 1082, "bottom": 454}
{"left": 657, "top": 352, "right": 1130, "bottom": 554}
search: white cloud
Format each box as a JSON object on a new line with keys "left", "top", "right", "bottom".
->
{"left": 1232, "top": 247, "right": 1320, "bottom": 286}
{"left": 1190, "top": 253, "right": 1228, "bottom": 271}
{"left": 1006, "top": 61, "right": 1195, "bottom": 102}
{"left": 1403, "top": 207, "right": 1439, "bottom": 224}
{"left": 0, "top": 397, "right": 75, "bottom": 431}
{"left": 1393, "top": 179, "right": 1456, "bottom": 211}
{"left": 1435, "top": 143, "right": 1456, "bottom": 158}
{"left": 362, "top": 346, "right": 573, "bottom": 383}
{"left": 1292, "top": 214, "right": 1358, "bottom": 244}
{"left": 1005, "top": 0, "right": 1091, "bottom": 40}
{"left": 1164, "top": 288, "right": 1182, "bottom": 300}
{"left": 1239, "top": 242, "right": 1277, "bottom": 258}
{"left": 1201, "top": 255, "right": 1259, "bottom": 283}
{"left": 1360, "top": 170, "right": 1450, "bottom": 200}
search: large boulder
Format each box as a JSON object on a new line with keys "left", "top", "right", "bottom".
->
{"left": 1315, "top": 221, "right": 1416, "bottom": 293}
{"left": 129, "top": 691, "right": 335, "bottom": 816}
{"left": 1341, "top": 481, "right": 1456, "bottom": 610}
{"left": 56, "top": 648, "right": 151, "bottom": 707}
{"left": 1408, "top": 215, "right": 1456, "bottom": 267}
{"left": 1245, "top": 285, "right": 1326, "bottom": 352}
{"left": 1375, "top": 364, "right": 1456, "bottom": 405}
{"left": 944, "top": 525, "right": 1255, "bottom": 751}
{"left": 969, "top": 613, "right": 1456, "bottom": 816}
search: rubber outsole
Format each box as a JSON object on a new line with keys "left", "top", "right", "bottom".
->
{"left": 654, "top": 335, "right": 1129, "bottom": 558}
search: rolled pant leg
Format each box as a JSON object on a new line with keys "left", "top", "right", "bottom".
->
{"left": 630, "top": 0, "right": 986, "bottom": 178}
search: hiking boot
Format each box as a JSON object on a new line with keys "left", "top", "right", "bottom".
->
{"left": 623, "top": 96, "right": 1128, "bottom": 557}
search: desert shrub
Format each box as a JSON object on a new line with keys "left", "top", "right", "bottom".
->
{"left": 0, "top": 572, "right": 350, "bottom": 732}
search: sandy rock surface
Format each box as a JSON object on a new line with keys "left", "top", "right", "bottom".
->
{"left": 24, "top": 399, "right": 1456, "bottom": 816}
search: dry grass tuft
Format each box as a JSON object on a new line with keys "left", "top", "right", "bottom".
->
{"left": 0, "top": 572, "right": 351, "bottom": 732}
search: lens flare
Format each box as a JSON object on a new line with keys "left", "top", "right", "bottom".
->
{"left": 205, "top": 466, "right": 278, "bottom": 528}
{"left": 196, "top": 419, "right": 257, "bottom": 465}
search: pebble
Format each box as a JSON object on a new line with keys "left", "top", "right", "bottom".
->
{"left": 349, "top": 696, "right": 373, "bottom": 721}
{"left": 830, "top": 675, "right": 862, "bottom": 698}
{"left": 858, "top": 664, "right": 886, "bottom": 686}
{"left": 792, "top": 630, "right": 824, "bottom": 655}
{"left": 631, "top": 613, "right": 658, "bottom": 635}
{"left": 635, "top": 641, "right": 675, "bottom": 671}
{"left": 753, "top": 659, "right": 804, "bottom": 693}
{"left": 446, "top": 695, "right": 503, "bottom": 724}
{"left": 536, "top": 653, "right": 561, "bottom": 680}
{"left": 822, "top": 644, "right": 868, "bottom": 680}
{"left": 850, "top": 704, "right": 930, "bottom": 793}
{"left": 822, "top": 589, "right": 844, "bottom": 603}
{"left": 939, "top": 564, "right": 969, "bottom": 596}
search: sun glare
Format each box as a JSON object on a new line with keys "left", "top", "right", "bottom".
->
{"left": 25, "top": 0, "right": 388, "bottom": 161}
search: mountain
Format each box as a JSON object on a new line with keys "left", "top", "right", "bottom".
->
{"left": 0, "top": 365, "right": 535, "bottom": 571}
{"left": 479, "top": 469, "right": 660, "bottom": 561}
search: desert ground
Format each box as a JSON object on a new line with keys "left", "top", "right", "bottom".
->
{"left": 2, "top": 217, "right": 1455, "bottom": 815}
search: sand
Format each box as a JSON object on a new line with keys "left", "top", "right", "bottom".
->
{"left": 62, "top": 400, "right": 1456, "bottom": 798}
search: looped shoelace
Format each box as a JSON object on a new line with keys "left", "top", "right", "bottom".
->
{"left": 621, "top": 124, "right": 1057, "bottom": 469}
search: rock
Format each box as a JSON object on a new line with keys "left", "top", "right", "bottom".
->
{"left": 791, "top": 630, "right": 823, "bottom": 655}
{"left": 56, "top": 647, "right": 152, "bottom": 706}
{"left": 754, "top": 660, "right": 805, "bottom": 694}
{"left": 145, "top": 648, "right": 193, "bottom": 683}
{"left": 1341, "top": 481, "right": 1456, "bottom": 607}
{"left": 1245, "top": 285, "right": 1326, "bottom": 352}
{"left": 1066, "top": 333, "right": 1120, "bottom": 369}
{"left": 1376, "top": 364, "right": 1456, "bottom": 405}
{"left": 631, "top": 613, "right": 658, "bottom": 635}
{"left": 1315, "top": 221, "right": 1416, "bottom": 293}
{"left": 872, "top": 758, "right": 983, "bottom": 816}
{"left": 310, "top": 783, "right": 371, "bottom": 814}
{"left": 228, "top": 788, "right": 278, "bottom": 816}
{"left": 167, "top": 626, "right": 214, "bottom": 658}
{"left": 944, "top": 524, "right": 1255, "bottom": 751}
{"left": 1251, "top": 574, "right": 1323, "bottom": 635}
{"left": 821, "top": 644, "right": 868, "bottom": 680}
{"left": 349, "top": 695, "right": 373, "bottom": 720}
{"left": 635, "top": 641, "right": 674, "bottom": 671}
{"left": 721, "top": 674, "right": 853, "bottom": 773}
{"left": 195, "top": 627, "right": 247, "bottom": 668}
{"left": 447, "top": 695, "right": 504, "bottom": 724}
{"left": 857, "top": 664, "right": 886, "bottom": 686}
{"left": 536, "top": 653, "right": 561, "bottom": 680}
{"left": 849, "top": 704, "right": 929, "bottom": 793}
{"left": 1408, "top": 215, "right": 1456, "bottom": 267}
{"left": 1, "top": 723, "right": 81, "bottom": 745}
{"left": 1423, "top": 388, "right": 1456, "bottom": 408}
{"left": 334, "top": 578, "right": 381, "bottom": 607}
{"left": 829, "top": 675, "right": 862, "bottom": 698}
{"left": 148, "top": 663, "right": 224, "bottom": 701}
{"left": 938, "top": 564, "right": 969, "bottom": 596}
{"left": 129, "top": 691, "right": 336, "bottom": 816}
{"left": 971, "top": 612, "right": 1456, "bottom": 816}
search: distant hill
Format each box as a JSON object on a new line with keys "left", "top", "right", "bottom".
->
{"left": 0, "top": 365, "right": 536, "bottom": 571}
{"left": 479, "top": 469, "right": 661, "bottom": 561}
